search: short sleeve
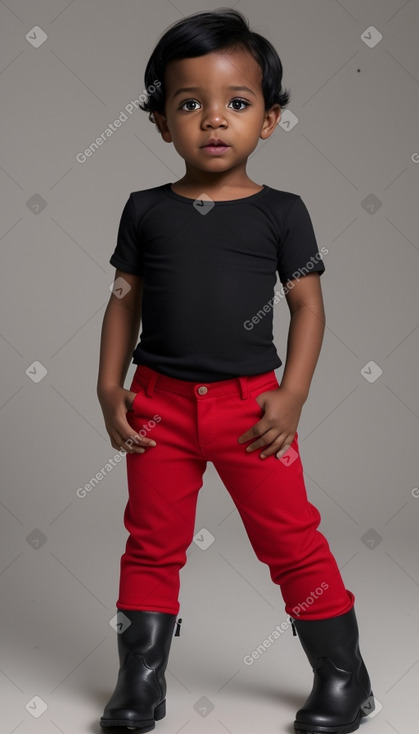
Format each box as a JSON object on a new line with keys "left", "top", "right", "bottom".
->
{"left": 109, "top": 194, "right": 144, "bottom": 275}
{"left": 277, "top": 197, "right": 325, "bottom": 284}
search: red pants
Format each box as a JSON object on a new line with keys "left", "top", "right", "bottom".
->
{"left": 117, "top": 364, "right": 354, "bottom": 620}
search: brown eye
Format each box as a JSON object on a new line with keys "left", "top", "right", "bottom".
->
{"left": 180, "top": 100, "right": 200, "bottom": 111}
{"left": 229, "top": 99, "right": 249, "bottom": 110}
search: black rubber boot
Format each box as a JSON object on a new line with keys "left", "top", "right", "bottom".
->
{"left": 100, "top": 610, "right": 181, "bottom": 731}
{"left": 290, "top": 605, "right": 375, "bottom": 733}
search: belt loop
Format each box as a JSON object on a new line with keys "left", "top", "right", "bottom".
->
{"left": 238, "top": 375, "right": 249, "bottom": 400}
{"left": 145, "top": 370, "right": 159, "bottom": 397}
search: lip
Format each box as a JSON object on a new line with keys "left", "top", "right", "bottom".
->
{"left": 201, "top": 139, "right": 230, "bottom": 148}
{"left": 202, "top": 145, "right": 230, "bottom": 154}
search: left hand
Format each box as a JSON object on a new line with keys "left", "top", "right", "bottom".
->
{"left": 237, "top": 387, "right": 304, "bottom": 460}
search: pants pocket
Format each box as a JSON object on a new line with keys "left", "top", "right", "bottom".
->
{"left": 127, "top": 383, "right": 146, "bottom": 412}
{"left": 248, "top": 379, "right": 279, "bottom": 413}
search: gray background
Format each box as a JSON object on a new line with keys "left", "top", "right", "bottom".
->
{"left": 1, "top": 0, "right": 418, "bottom": 732}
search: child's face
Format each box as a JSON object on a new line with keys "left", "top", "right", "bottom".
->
{"left": 154, "top": 47, "right": 281, "bottom": 177}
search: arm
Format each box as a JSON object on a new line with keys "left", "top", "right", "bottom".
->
{"left": 279, "top": 271, "right": 326, "bottom": 404}
{"left": 238, "top": 271, "right": 325, "bottom": 459}
{"left": 97, "top": 269, "right": 143, "bottom": 396}
{"left": 97, "top": 270, "right": 155, "bottom": 454}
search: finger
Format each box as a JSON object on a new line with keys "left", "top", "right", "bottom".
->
{"left": 122, "top": 420, "right": 157, "bottom": 449}
{"left": 243, "top": 427, "right": 281, "bottom": 453}
{"left": 237, "top": 418, "right": 270, "bottom": 444}
{"left": 237, "top": 429, "right": 257, "bottom": 443}
{"left": 258, "top": 435, "right": 292, "bottom": 459}
{"left": 259, "top": 436, "right": 294, "bottom": 460}
{"left": 111, "top": 434, "right": 145, "bottom": 454}
{"left": 275, "top": 443, "right": 293, "bottom": 460}
{"left": 113, "top": 427, "right": 155, "bottom": 454}
{"left": 124, "top": 432, "right": 156, "bottom": 454}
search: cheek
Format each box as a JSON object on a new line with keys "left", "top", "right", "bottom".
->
{"left": 169, "top": 133, "right": 190, "bottom": 154}
{"left": 172, "top": 125, "right": 195, "bottom": 145}
{"left": 235, "top": 118, "right": 262, "bottom": 141}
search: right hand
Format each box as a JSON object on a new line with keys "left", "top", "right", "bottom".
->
{"left": 98, "top": 385, "right": 156, "bottom": 455}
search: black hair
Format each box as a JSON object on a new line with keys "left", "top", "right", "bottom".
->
{"left": 139, "top": 7, "right": 291, "bottom": 125}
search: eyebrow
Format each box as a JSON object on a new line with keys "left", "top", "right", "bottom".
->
{"left": 172, "top": 85, "right": 257, "bottom": 99}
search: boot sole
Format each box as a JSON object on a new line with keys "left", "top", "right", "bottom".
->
{"left": 294, "top": 691, "right": 375, "bottom": 733}
{"left": 100, "top": 698, "right": 166, "bottom": 730}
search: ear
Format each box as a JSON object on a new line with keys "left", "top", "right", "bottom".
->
{"left": 153, "top": 111, "right": 173, "bottom": 143}
{"left": 260, "top": 104, "right": 282, "bottom": 141}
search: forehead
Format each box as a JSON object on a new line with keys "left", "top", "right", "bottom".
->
{"left": 164, "top": 48, "right": 263, "bottom": 97}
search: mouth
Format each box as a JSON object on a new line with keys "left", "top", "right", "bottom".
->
{"left": 201, "top": 139, "right": 230, "bottom": 154}
{"left": 201, "top": 139, "right": 230, "bottom": 148}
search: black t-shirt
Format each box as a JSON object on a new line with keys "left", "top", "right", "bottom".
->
{"left": 109, "top": 182, "right": 325, "bottom": 382}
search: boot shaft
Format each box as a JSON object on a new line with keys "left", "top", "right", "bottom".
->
{"left": 117, "top": 609, "right": 178, "bottom": 671}
{"left": 291, "top": 606, "right": 371, "bottom": 698}
{"left": 292, "top": 607, "right": 360, "bottom": 668}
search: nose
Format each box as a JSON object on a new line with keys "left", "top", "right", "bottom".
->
{"left": 201, "top": 104, "right": 227, "bottom": 129}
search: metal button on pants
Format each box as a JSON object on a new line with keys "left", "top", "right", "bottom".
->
{"left": 117, "top": 364, "right": 354, "bottom": 621}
